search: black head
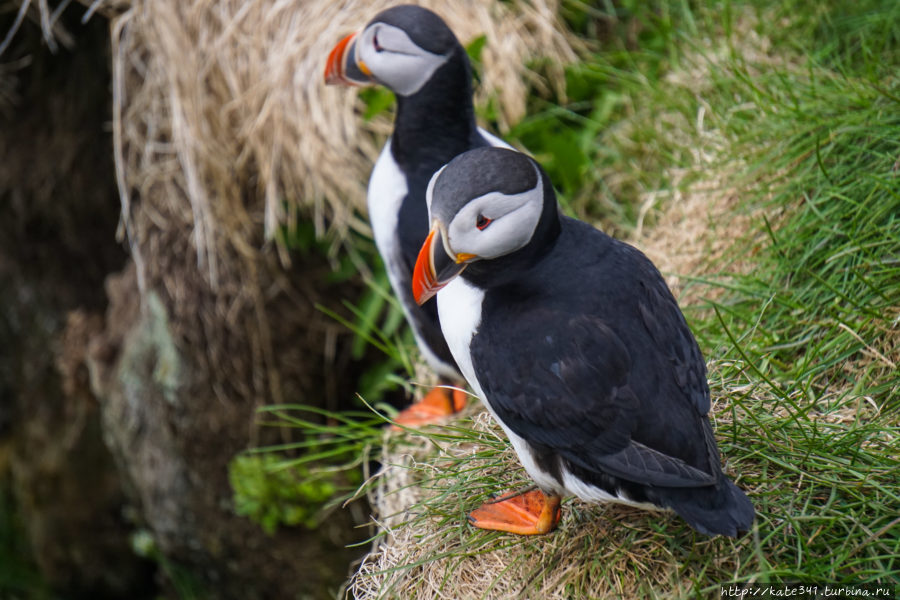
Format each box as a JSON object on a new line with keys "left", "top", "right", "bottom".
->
{"left": 413, "top": 147, "right": 561, "bottom": 303}
{"left": 368, "top": 5, "right": 459, "bottom": 56}
{"left": 325, "top": 4, "right": 463, "bottom": 97}
{"left": 428, "top": 147, "right": 540, "bottom": 229}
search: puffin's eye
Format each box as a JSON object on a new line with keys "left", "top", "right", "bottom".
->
{"left": 476, "top": 214, "right": 492, "bottom": 230}
{"left": 373, "top": 31, "right": 383, "bottom": 52}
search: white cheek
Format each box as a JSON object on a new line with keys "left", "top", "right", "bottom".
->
{"left": 375, "top": 53, "right": 446, "bottom": 96}
{"left": 357, "top": 28, "right": 448, "bottom": 96}
{"left": 477, "top": 213, "right": 539, "bottom": 257}
{"left": 447, "top": 188, "right": 543, "bottom": 259}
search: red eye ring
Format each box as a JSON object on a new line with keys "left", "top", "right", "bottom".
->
{"left": 373, "top": 31, "right": 383, "bottom": 52}
{"left": 476, "top": 214, "right": 492, "bottom": 230}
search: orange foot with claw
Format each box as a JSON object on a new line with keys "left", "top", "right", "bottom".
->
{"left": 468, "top": 489, "right": 562, "bottom": 535}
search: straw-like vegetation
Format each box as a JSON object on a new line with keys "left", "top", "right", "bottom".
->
{"left": 100, "top": 0, "right": 577, "bottom": 432}
{"left": 106, "top": 0, "right": 574, "bottom": 274}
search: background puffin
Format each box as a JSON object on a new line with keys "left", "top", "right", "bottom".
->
{"left": 411, "top": 147, "right": 755, "bottom": 537}
{"left": 325, "top": 5, "right": 510, "bottom": 426}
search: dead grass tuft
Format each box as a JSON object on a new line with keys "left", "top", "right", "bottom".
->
{"left": 349, "top": 410, "right": 751, "bottom": 599}
{"left": 631, "top": 163, "right": 754, "bottom": 306}
{"left": 13, "top": 0, "right": 576, "bottom": 277}
{"left": 102, "top": 0, "right": 575, "bottom": 279}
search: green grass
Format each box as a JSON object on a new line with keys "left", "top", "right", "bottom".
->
{"left": 229, "top": 404, "right": 388, "bottom": 536}
{"left": 683, "top": 0, "right": 899, "bottom": 587}
{"left": 253, "top": 0, "right": 900, "bottom": 596}
{"left": 693, "top": 31, "right": 900, "bottom": 410}
{"left": 505, "top": 1, "right": 699, "bottom": 233}
{"left": 336, "top": 0, "right": 900, "bottom": 596}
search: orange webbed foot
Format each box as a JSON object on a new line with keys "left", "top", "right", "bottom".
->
{"left": 391, "top": 385, "right": 467, "bottom": 429}
{"left": 468, "top": 489, "right": 561, "bottom": 535}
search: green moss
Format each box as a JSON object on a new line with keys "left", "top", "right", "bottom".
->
{"left": 118, "top": 291, "right": 183, "bottom": 406}
{"left": 229, "top": 454, "right": 339, "bottom": 534}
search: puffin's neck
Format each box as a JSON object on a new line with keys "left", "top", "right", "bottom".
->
{"left": 391, "top": 49, "right": 479, "bottom": 170}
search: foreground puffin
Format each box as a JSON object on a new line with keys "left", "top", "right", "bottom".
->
{"left": 412, "top": 147, "right": 754, "bottom": 537}
{"left": 325, "top": 5, "right": 510, "bottom": 426}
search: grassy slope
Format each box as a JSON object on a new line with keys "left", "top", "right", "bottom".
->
{"left": 336, "top": 0, "right": 900, "bottom": 597}
{"left": 685, "top": 0, "right": 900, "bottom": 587}
{"left": 253, "top": 0, "right": 899, "bottom": 597}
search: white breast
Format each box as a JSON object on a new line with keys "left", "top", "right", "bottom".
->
{"left": 437, "top": 278, "right": 565, "bottom": 495}
{"left": 368, "top": 140, "right": 457, "bottom": 377}
{"left": 435, "top": 277, "right": 483, "bottom": 394}
{"left": 368, "top": 139, "right": 406, "bottom": 275}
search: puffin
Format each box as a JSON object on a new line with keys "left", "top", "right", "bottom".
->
{"left": 324, "top": 5, "right": 510, "bottom": 426}
{"left": 411, "top": 147, "right": 754, "bottom": 537}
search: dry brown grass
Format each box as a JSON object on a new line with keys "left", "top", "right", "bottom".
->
{"left": 630, "top": 162, "right": 752, "bottom": 306}
{"left": 13, "top": 0, "right": 576, "bottom": 279}
{"left": 102, "top": 0, "right": 575, "bottom": 280}
{"left": 91, "top": 0, "right": 575, "bottom": 447}
{"left": 348, "top": 410, "right": 752, "bottom": 600}
{"left": 3, "top": 0, "right": 580, "bottom": 448}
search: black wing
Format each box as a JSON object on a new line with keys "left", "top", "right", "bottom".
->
{"left": 472, "top": 306, "right": 718, "bottom": 489}
{"left": 637, "top": 274, "right": 711, "bottom": 416}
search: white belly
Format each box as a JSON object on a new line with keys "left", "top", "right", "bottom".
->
{"left": 368, "top": 140, "right": 456, "bottom": 377}
{"left": 437, "top": 278, "right": 563, "bottom": 494}
{"left": 367, "top": 140, "right": 405, "bottom": 278}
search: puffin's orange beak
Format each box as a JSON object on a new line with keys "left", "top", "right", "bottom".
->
{"left": 324, "top": 32, "right": 373, "bottom": 86}
{"left": 412, "top": 224, "right": 470, "bottom": 305}
{"left": 325, "top": 32, "right": 356, "bottom": 85}
{"left": 413, "top": 228, "right": 440, "bottom": 305}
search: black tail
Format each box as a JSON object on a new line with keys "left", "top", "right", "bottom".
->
{"left": 662, "top": 478, "right": 755, "bottom": 538}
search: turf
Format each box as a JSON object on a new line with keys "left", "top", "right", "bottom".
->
{"left": 261, "top": 0, "right": 900, "bottom": 597}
